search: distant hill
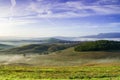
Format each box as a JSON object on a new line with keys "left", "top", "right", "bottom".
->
{"left": 0, "top": 44, "right": 14, "bottom": 50}
{"left": 82, "top": 33, "right": 120, "bottom": 38}
{"left": 43, "top": 38, "right": 81, "bottom": 44}
{"left": 44, "top": 38, "right": 61, "bottom": 43}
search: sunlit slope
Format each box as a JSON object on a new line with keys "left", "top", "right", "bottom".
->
{"left": 51, "top": 47, "right": 120, "bottom": 59}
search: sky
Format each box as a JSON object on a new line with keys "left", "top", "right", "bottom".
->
{"left": 0, "top": 0, "right": 120, "bottom": 37}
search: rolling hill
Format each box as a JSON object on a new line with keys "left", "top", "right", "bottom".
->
{"left": 2, "top": 40, "right": 120, "bottom": 60}
{"left": 0, "top": 44, "right": 14, "bottom": 50}
{"left": 6, "top": 43, "right": 75, "bottom": 54}
{"left": 1, "top": 47, "right": 120, "bottom": 66}
{"left": 0, "top": 40, "right": 120, "bottom": 66}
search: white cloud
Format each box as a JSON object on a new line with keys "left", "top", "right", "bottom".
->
{"left": 0, "top": 18, "right": 37, "bottom": 27}
{"left": 95, "top": 0, "right": 120, "bottom": 5}
{"left": 25, "top": 0, "right": 120, "bottom": 18}
{"left": 0, "top": 0, "right": 120, "bottom": 19}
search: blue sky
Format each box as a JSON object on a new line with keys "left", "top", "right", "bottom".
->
{"left": 0, "top": 0, "right": 120, "bottom": 37}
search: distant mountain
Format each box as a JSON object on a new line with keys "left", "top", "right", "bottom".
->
{"left": 82, "top": 33, "right": 120, "bottom": 38}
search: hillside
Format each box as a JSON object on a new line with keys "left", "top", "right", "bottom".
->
{"left": 6, "top": 44, "right": 75, "bottom": 54}
{"left": 3, "top": 40, "right": 120, "bottom": 58}
{"left": 51, "top": 47, "right": 120, "bottom": 60}
{"left": 1, "top": 47, "right": 120, "bottom": 66}
{"left": 0, "top": 44, "right": 14, "bottom": 50}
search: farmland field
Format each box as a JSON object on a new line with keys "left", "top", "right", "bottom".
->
{"left": 0, "top": 63, "right": 120, "bottom": 80}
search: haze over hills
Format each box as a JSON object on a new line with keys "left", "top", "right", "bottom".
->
{"left": 0, "top": 32, "right": 120, "bottom": 46}
{"left": 81, "top": 33, "right": 120, "bottom": 38}
{"left": 42, "top": 33, "right": 120, "bottom": 39}
{"left": 53, "top": 33, "right": 120, "bottom": 41}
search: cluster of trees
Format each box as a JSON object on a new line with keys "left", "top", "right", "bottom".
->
{"left": 74, "top": 40, "right": 120, "bottom": 51}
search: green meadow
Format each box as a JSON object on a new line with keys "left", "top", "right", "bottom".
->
{"left": 0, "top": 63, "right": 120, "bottom": 80}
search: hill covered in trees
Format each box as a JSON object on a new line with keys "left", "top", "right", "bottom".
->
{"left": 75, "top": 40, "right": 120, "bottom": 51}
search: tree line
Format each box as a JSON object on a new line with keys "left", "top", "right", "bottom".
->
{"left": 74, "top": 40, "right": 120, "bottom": 51}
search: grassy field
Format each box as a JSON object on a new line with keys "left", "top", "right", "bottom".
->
{"left": 0, "top": 63, "right": 120, "bottom": 80}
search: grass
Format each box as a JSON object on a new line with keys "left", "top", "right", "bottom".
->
{"left": 0, "top": 63, "right": 120, "bottom": 80}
